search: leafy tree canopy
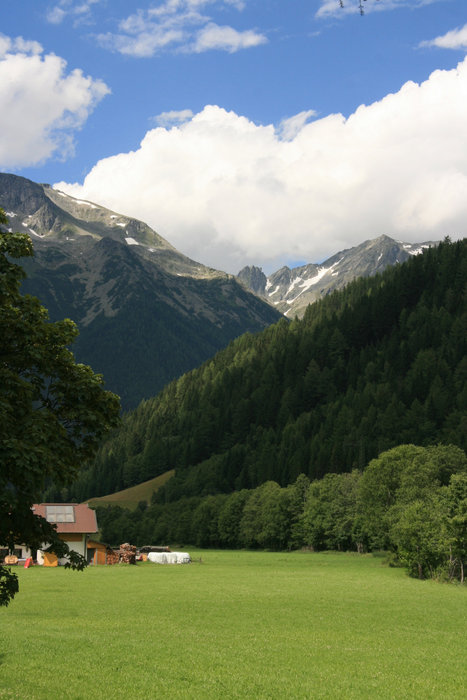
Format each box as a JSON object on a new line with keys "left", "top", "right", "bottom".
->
{"left": 95, "top": 443, "right": 467, "bottom": 582}
{"left": 0, "top": 208, "right": 121, "bottom": 606}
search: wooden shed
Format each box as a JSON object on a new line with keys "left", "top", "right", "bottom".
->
{"left": 87, "top": 540, "right": 115, "bottom": 565}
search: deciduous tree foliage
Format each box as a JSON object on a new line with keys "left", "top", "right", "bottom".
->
{"left": 0, "top": 209, "right": 120, "bottom": 606}
{"left": 96, "top": 444, "right": 467, "bottom": 582}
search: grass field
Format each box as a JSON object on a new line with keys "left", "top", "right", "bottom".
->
{"left": 1, "top": 551, "right": 466, "bottom": 699}
{"left": 85, "top": 469, "right": 175, "bottom": 510}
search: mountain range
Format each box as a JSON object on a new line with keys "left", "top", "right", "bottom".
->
{"left": 0, "top": 173, "right": 439, "bottom": 410}
{"left": 237, "top": 235, "right": 437, "bottom": 318}
{"left": 0, "top": 173, "right": 281, "bottom": 409}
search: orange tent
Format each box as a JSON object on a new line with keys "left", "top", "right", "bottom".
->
{"left": 43, "top": 552, "right": 58, "bottom": 567}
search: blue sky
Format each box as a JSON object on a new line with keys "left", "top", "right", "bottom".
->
{"left": 2, "top": 0, "right": 467, "bottom": 272}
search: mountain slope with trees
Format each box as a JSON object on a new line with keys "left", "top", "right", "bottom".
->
{"left": 0, "top": 173, "right": 282, "bottom": 409}
{"left": 72, "top": 237, "right": 466, "bottom": 503}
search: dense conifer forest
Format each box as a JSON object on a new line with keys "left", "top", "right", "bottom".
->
{"left": 70, "top": 237, "right": 466, "bottom": 503}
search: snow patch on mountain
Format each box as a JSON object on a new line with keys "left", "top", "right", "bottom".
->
{"left": 75, "top": 199, "right": 97, "bottom": 209}
{"left": 406, "top": 244, "right": 431, "bottom": 255}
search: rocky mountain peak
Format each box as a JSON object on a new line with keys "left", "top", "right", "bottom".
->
{"left": 238, "top": 235, "right": 438, "bottom": 319}
{"left": 237, "top": 265, "right": 267, "bottom": 296}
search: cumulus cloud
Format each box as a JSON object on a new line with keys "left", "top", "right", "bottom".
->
{"left": 95, "top": 1, "right": 267, "bottom": 56}
{"left": 0, "top": 34, "right": 109, "bottom": 168}
{"left": 420, "top": 23, "right": 467, "bottom": 50}
{"left": 55, "top": 57, "right": 467, "bottom": 273}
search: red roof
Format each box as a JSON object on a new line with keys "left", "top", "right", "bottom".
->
{"left": 32, "top": 503, "right": 98, "bottom": 534}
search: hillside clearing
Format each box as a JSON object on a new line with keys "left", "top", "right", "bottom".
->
{"left": 85, "top": 469, "right": 174, "bottom": 510}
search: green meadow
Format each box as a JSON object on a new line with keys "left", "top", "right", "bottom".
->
{"left": 1, "top": 551, "right": 466, "bottom": 699}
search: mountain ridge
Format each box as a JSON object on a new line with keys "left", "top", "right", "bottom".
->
{"left": 0, "top": 173, "right": 282, "bottom": 409}
{"left": 238, "top": 234, "right": 438, "bottom": 318}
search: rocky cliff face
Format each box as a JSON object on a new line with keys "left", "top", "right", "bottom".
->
{"left": 0, "top": 173, "right": 282, "bottom": 409}
{"left": 237, "top": 265, "right": 268, "bottom": 297}
{"left": 238, "top": 235, "right": 438, "bottom": 318}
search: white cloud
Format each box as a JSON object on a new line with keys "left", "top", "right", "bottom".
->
{"left": 190, "top": 22, "right": 266, "bottom": 52}
{"left": 152, "top": 109, "right": 194, "bottom": 127}
{"left": 96, "top": 1, "right": 267, "bottom": 56}
{"left": 46, "top": 0, "right": 101, "bottom": 25}
{"left": 47, "top": 7, "right": 67, "bottom": 24}
{"left": 55, "top": 57, "right": 467, "bottom": 273}
{"left": 0, "top": 35, "right": 109, "bottom": 168}
{"left": 421, "top": 23, "right": 467, "bottom": 50}
{"left": 98, "top": 26, "right": 184, "bottom": 58}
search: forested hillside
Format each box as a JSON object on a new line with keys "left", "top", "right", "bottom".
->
{"left": 69, "top": 237, "right": 466, "bottom": 504}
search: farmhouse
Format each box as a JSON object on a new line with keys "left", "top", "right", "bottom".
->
{"left": 31, "top": 503, "right": 98, "bottom": 566}
{"left": 0, "top": 503, "right": 99, "bottom": 566}
{"left": 32, "top": 503, "right": 98, "bottom": 565}
{"left": 1, "top": 503, "right": 100, "bottom": 566}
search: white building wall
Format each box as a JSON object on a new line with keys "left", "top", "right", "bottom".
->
{"left": 58, "top": 536, "right": 86, "bottom": 565}
{"left": 0, "top": 544, "right": 32, "bottom": 560}
{"left": 37, "top": 535, "right": 87, "bottom": 565}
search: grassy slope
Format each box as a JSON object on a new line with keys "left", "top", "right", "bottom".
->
{"left": 85, "top": 469, "right": 175, "bottom": 510}
{"left": 1, "top": 551, "right": 466, "bottom": 699}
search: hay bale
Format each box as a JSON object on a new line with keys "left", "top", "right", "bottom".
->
{"left": 148, "top": 552, "right": 167, "bottom": 564}
{"left": 172, "top": 552, "right": 191, "bottom": 564}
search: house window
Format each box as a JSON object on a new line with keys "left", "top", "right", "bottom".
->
{"left": 45, "top": 505, "right": 75, "bottom": 523}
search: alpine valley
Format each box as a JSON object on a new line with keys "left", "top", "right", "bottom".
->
{"left": 3, "top": 172, "right": 466, "bottom": 577}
